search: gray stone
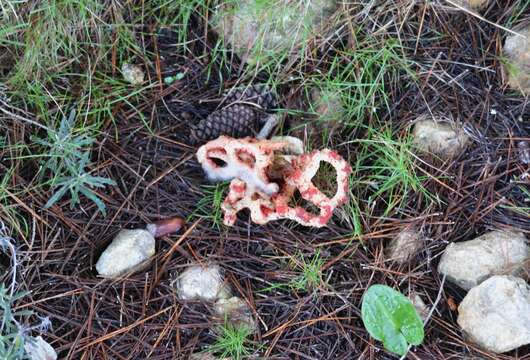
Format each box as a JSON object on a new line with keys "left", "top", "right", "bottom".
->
{"left": 450, "top": 0, "right": 491, "bottom": 11}
{"left": 96, "top": 229, "right": 155, "bottom": 278}
{"left": 24, "top": 336, "right": 57, "bottom": 360}
{"left": 386, "top": 228, "right": 424, "bottom": 264}
{"left": 213, "top": 0, "right": 337, "bottom": 64}
{"left": 214, "top": 296, "right": 257, "bottom": 332}
{"left": 412, "top": 116, "right": 469, "bottom": 159}
{"left": 175, "top": 264, "right": 231, "bottom": 301}
{"left": 121, "top": 63, "right": 144, "bottom": 85}
{"left": 438, "top": 230, "right": 528, "bottom": 290}
{"left": 190, "top": 353, "right": 219, "bottom": 360}
{"left": 409, "top": 292, "right": 429, "bottom": 322}
{"left": 311, "top": 88, "right": 343, "bottom": 123}
{"left": 457, "top": 275, "right": 530, "bottom": 353}
{"left": 503, "top": 27, "right": 530, "bottom": 95}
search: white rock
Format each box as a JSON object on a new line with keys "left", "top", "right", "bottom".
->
{"left": 214, "top": 296, "right": 257, "bottom": 332}
{"left": 24, "top": 336, "right": 57, "bottom": 360}
{"left": 457, "top": 275, "right": 530, "bottom": 353}
{"left": 311, "top": 88, "right": 344, "bottom": 123}
{"left": 213, "top": 0, "right": 337, "bottom": 64}
{"left": 175, "top": 264, "right": 231, "bottom": 301}
{"left": 503, "top": 27, "right": 530, "bottom": 95}
{"left": 438, "top": 230, "right": 529, "bottom": 290}
{"left": 412, "top": 116, "right": 469, "bottom": 159}
{"left": 409, "top": 292, "right": 430, "bottom": 322}
{"left": 386, "top": 228, "right": 424, "bottom": 264}
{"left": 451, "top": 0, "right": 491, "bottom": 11}
{"left": 190, "top": 353, "right": 216, "bottom": 360}
{"left": 96, "top": 229, "right": 155, "bottom": 278}
{"left": 121, "top": 63, "right": 145, "bottom": 85}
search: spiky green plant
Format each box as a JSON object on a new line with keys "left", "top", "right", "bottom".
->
{"left": 208, "top": 323, "right": 253, "bottom": 360}
{"left": 291, "top": 250, "right": 326, "bottom": 292}
{"left": 33, "top": 108, "right": 115, "bottom": 214}
{"left": 190, "top": 182, "right": 230, "bottom": 229}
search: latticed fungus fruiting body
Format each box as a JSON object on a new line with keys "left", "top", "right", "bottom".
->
{"left": 196, "top": 136, "right": 351, "bottom": 227}
{"left": 503, "top": 27, "right": 530, "bottom": 95}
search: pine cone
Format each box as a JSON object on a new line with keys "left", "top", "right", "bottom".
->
{"left": 190, "top": 104, "right": 260, "bottom": 144}
{"left": 222, "top": 84, "right": 278, "bottom": 110}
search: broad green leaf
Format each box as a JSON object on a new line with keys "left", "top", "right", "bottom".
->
{"left": 361, "top": 284, "right": 424, "bottom": 356}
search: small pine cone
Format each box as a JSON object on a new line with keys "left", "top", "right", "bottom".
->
{"left": 190, "top": 104, "right": 260, "bottom": 144}
{"left": 222, "top": 84, "right": 278, "bottom": 110}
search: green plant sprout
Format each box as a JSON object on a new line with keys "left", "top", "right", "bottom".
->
{"left": 190, "top": 182, "right": 230, "bottom": 229}
{"left": 361, "top": 284, "right": 424, "bottom": 356}
{"left": 33, "top": 107, "right": 115, "bottom": 214}
{"left": 290, "top": 251, "right": 326, "bottom": 292}
{"left": 208, "top": 322, "right": 253, "bottom": 360}
{"left": 0, "top": 224, "right": 52, "bottom": 360}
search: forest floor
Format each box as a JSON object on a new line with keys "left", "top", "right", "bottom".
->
{"left": 0, "top": 0, "right": 529, "bottom": 359}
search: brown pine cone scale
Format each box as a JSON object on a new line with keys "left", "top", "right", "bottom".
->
{"left": 190, "top": 104, "right": 260, "bottom": 144}
{"left": 222, "top": 84, "right": 278, "bottom": 110}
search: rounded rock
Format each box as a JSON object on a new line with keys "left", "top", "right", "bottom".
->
{"left": 213, "top": 0, "right": 337, "bottom": 64}
{"left": 24, "top": 336, "right": 57, "bottom": 360}
{"left": 175, "top": 264, "right": 231, "bottom": 301}
{"left": 451, "top": 0, "right": 491, "bottom": 11}
{"left": 214, "top": 296, "right": 257, "bottom": 332}
{"left": 438, "top": 230, "right": 529, "bottom": 290}
{"left": 96, "top": 229, "right": 155, "bottom": 278}
{"left": 409, "top": 292, "right": 430, "bottom": 322}
{"left": 386, "top": 228, "right": 424, "bottom": 264}
{"left": 311, "top": 88, "right": 344, "bottom": 123}
{"left": 412, "top": 116, "right": 469, "bottom": 159}
{"left": 457, "top": 275, "right": 530, "bottom": 353}
{"left": 121, "top": 63, "right": 145, "bottom": 85}
{"left": 503, "top": 27, "right": 530, "bottom": 95}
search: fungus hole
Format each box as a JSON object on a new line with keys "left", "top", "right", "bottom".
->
{"left": 288, "top": 189, "right": 321, "bottom": 216}
{"left": 236, "top": 149, "right": 256, "bottom": 167}
{"left": 211, "top": 157, "right": 227, "bottom": 167}
{"left": 311, "top": 161, "right": 337, "bottom": 198}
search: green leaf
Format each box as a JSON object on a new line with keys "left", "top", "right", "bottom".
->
{"left": 44, "top": 184, "right": 70, "bottom": 209}
{"left": 361, "top": 284, "right": 424, "bottom": 356}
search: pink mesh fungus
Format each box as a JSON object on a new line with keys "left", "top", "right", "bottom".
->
{"left": 196, "top": 136, "right": 351, "bottom": 227}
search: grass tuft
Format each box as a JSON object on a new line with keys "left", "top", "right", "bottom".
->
{"left": 208, "top": 322, "right": 253, "bottom": 360}
{"left": 190, "top": 182, "right": 230, "bottom": 229}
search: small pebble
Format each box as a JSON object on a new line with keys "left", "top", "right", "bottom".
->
{"left": 24, "top": 336, "right": 57, "bottom": 360}
{"left": 96, "top": 229, "right": 155, "bottom": 278}
{"left": 174, "top": 264, "right": 231, "bottom": 301}
{"left": 121, "top": 63, "right": 145, "bottom": 85}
